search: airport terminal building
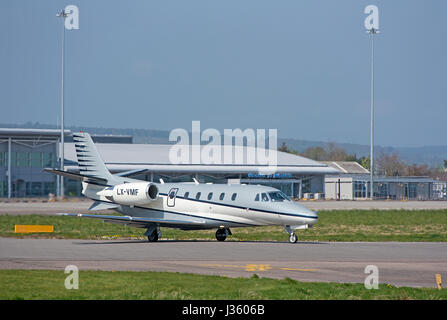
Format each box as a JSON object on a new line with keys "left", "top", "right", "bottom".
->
{"left": 1, "top": 128, "right": 338, "bottom": 198}
{"left": 323, "top": 161, "right": 447, "bottom": 200}
{"left": 0, "top": 129, "right": 63, "bottom": 197}
{"left": 0, "top": 128, "right": 132, "bottom": 198}
{"left": 4, "top": 128, "right": 445, "bottom": 200}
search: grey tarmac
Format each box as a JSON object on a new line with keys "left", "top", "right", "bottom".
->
{"left": 0, "top": 237, "right": 446, "bottom": 288}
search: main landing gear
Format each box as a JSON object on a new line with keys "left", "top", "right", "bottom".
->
{"left": 215, "top": 227, "right": 232, "bottom": 241}
{"left": 145, "top": 226, "right": 162, "bottom": 242}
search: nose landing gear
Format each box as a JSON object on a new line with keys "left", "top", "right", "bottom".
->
{"left": 284, "top": 225, "right": 298, "bottom": 243}
{"left": 288, "top": 232, "right": 297, "bottom": 243}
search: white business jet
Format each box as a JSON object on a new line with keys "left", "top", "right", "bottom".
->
{"left": 45, "top": 132, "right": 318, "bottom": 243}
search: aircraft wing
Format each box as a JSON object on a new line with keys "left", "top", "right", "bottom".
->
{"left": 57, "top": 213, "right": 206, "bottom": 228}
{"left": 88, "top": 201, "right": 120, "bottom": 211}
{"left": 115, "top": 169, "right": 149, "bottom": 178}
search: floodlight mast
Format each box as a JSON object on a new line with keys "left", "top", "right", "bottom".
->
{"left": 56, "top": 9, "right": 68, "bottom": 198}
{"left": 368, "top": 27, "right": 379, "bottom": 199}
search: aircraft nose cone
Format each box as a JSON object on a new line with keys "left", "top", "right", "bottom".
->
{"left": 292, "top": 204, "right": 318, "bottom": 220}
{"left": 308, "top": 211, "right": 318, "bottom": 225}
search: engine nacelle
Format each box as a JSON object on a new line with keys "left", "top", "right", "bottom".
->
{"left": 111, "top": 182, "right": 159, "bottom": 205}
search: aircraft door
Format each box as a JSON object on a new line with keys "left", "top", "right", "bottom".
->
{"left": 167, "top": 188, "right": 179, "bottom": 207}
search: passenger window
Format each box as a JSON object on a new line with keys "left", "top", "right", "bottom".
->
{"left": 255, "top": 194, "right": 259, "bottom": 201}
{"left": 219, "top": 193, "right": 225, "bottom": 200}
{"left": 208, "top": 192, "right": 213, "bottom": 200}
{"left": 231, "top": 193, "right": 237, "bottom": 201}
{"left": 196, "top": 192, "right": 201, "bottom": 200}
{"left": 184, "top": 192, "right": 189, "bottom": 198}
{"left": 261, "top": 193, "right": 269, "bottom": 202}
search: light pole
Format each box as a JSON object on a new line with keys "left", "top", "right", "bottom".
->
{"left": 364, "top": 5, "right": 379, "bottom": 200}
{"left": 368, "top": 27, "right": 378, "bottom": 199}
{"left": 56, "top": 9, "right": 67, "bottom": 198}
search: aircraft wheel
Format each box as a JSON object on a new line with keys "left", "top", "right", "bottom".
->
{"left": 147, "top": 230, "right": 159, "bottom": 242}
{"left": 289, "top": 232, "right": 297, "bottom": 243}
{"left": 216, "top": 229, "right": 227, "bottom": 241}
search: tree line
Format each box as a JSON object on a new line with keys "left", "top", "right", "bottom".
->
{"left": 278, "top": 142, "right": 447, "bottom": 177}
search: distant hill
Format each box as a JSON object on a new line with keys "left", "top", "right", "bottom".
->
{"left": 280, "top": 138, "right": 447, "bottom": 167}
{"left": 2, "top": 122, "right": 446, "bottom": 166}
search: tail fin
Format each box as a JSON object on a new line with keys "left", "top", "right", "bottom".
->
{"left": 72, "top": 132, "right": 113, "bottom": 182}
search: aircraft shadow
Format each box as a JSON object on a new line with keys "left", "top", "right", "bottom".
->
{"left": 74, "top": 239, "right": 327, "bottom": 245}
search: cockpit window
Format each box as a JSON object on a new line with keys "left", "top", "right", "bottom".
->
{"left": 280, "top": 192, "right": 291, "bottom": 201}
{"left": 261, "top": 193, "right": 269, "bottom": 202}
{"left": 268, "top": 191, "right": 290, "bottom": 202}
{"left": 254, "top": 194, "right": 259, "bottom": 201}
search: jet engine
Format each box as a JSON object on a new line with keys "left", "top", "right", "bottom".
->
{"left": 110, "top": 182, "right": 159, "bottom": 205}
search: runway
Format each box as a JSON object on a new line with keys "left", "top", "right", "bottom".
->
{"left": 1, "top": 237, "right": 445, "bottom": 288}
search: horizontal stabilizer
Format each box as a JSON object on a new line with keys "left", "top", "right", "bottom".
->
{"left": 88, "top": 201, "right": 120, "bottom": 211}
{"left": 57, "top": 213, "right": 206, "bottom": 228}
{"left": 43, "top": 168, "right": 108, "bottom": 184}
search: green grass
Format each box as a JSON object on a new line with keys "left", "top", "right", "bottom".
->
{"left": 0, "top": 270, "right": 445, "bottom": 300}
{"left": 1, "top": 209, "right": 447, "bottom": 242}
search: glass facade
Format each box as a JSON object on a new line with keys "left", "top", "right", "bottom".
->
{"left": 377, "top": 183, "right": 389, "bottom": 199}
{"left": 0, "top": 151, "right": 54, "bottom": 168}
{"left": 261, "top": 182, "right": 292, "bottom": 196}
{"left": 0, "top": 181, "right": 6, "bottom": 197}
{"left": 354, "top": 180, "right": 368, "bottom": 198}
{"left": 0, "top": 148, "right": 57, "bottom": 197}
{"left": 350, "top": 179, "right": 432, "bottom": 200}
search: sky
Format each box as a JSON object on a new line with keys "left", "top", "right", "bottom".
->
{"left": 1, "top": 0, "right": 446, "bottom": 147}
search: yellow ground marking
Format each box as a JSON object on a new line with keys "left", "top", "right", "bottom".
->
{"left": 279, "top": 267, "right": 318, "bottom": 272}
{"left": 201, "top": 264, "right": 266, "bottom": 270}
{"left": 200, "top": 264, "right": 318, "bottom": 272}
{"left": 244, "top": 264, "right": 272, "bottom": 271}
{"left": 14, "top": 225, "right": 54, "bottom": 233}
{"left": 435, "top": 274, "right": 442, "bottom": 290}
